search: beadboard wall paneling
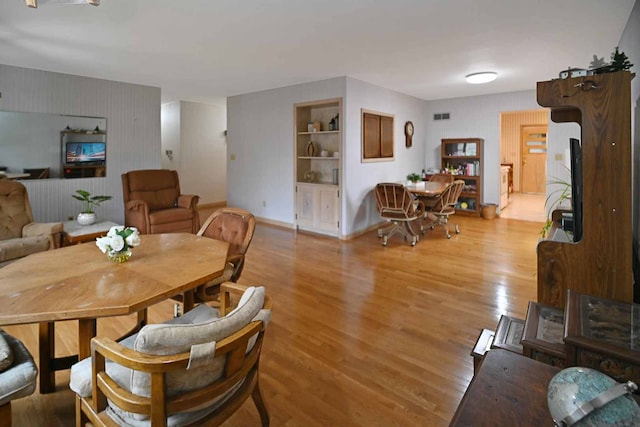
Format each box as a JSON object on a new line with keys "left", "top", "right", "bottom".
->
{"left": 0, "top": 64, "right": 161, "bottom": 224}
{"left": 500, "top": 109, "right": 548, "bottom": 192}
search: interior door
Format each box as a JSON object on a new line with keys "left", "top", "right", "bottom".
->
{"left": 521, "top": 125, "right": 547, "bottom": 194}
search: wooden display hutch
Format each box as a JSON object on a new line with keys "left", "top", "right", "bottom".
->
{"left": 536, "top": 71, "right": 633, "bottom": 308}
{"left": 294, "top": 98, "right": 342, "bottom": 237}
{"left": 441, "top": 138, "right": 483, "bottom": 215}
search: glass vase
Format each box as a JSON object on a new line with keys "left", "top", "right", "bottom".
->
{"left": 108, "top": 249, "right": 132, "bottom": 263}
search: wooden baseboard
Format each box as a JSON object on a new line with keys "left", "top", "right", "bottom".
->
{"left": 342, "top": 221, "right": 386, "bottom": 240}
{"left": 197, "top": 201, "right": 226, "bottom": 211}
{"left": 254, "top": 216, "right": 295, "bottom": 230}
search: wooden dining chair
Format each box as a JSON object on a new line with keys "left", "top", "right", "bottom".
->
{"left": 375, "top": 183, "right": 425, "bottom": 246}
{"left": 424, "top": 179, "right": 465, "bottom": 239}
{"left": 70, "top": 283, "right": 271, "bottom": 427}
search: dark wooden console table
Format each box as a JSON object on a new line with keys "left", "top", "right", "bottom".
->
{"left": 450, "top": 349, "right": 559, "bottom": 426}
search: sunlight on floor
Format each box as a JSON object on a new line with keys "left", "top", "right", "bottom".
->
{"left": 499, "top": 193, "right": 546, "bottom": 222}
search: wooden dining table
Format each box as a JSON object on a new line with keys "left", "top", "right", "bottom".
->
{"left": 405, "top": 180, "right": 448, "bottom": 197}
{"left": 0, "top": 233, "right": 229, "bottom": 393}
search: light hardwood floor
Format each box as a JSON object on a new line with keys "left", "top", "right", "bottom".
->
{"left": 4, "top": 215, "right": 542, "bottom": 426}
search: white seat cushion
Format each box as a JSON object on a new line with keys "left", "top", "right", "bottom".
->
{"left": 0, "top": 330, "right": 37, "bottom": 406}
{"left": 70, "top": 286, "right": 267, "bottom": 427}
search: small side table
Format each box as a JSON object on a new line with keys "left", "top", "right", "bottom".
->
{"left": 62, "top": 220, "right": 120, "bottom": 246}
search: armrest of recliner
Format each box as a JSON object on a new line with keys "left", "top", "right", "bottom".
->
{"left": 177, "top": 194, "right": 199, "bottom": 210}
{"left": 125, "top": 200, "right": 151, "bottom": 234}
{"left": 23, "top": 222, "right": 64, "bottom": 249}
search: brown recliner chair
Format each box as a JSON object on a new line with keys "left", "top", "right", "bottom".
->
{"left": 121, "top": 169, "right": 200, "bottom": 235}
{"left": 0, "top": 180, "right": 63, "bottom": 266}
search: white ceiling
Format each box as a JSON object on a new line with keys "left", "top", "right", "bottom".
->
{"left": 0, "top": 0, "right": 635, "bottom": 104}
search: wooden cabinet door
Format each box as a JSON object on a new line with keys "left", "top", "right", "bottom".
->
{"left": 380, "top": 115, "right": 394, "bottom": 158}
{"left": 317, "top": 186, "right": 339, "bottom": 232}
{"left": 296, "top": 184, "right": 315, "bottom": 229}
{"left": 363, "top": 113, "right": 381, "bottom": 159}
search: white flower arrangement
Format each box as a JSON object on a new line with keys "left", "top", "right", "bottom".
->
{"left": 96, "top": 226, "right": 141, "bottom": 254}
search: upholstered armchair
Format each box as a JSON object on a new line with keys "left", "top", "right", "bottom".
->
{"left": 70, "top": 282, "right": 271, "bottom": 427}
{"left": 0, "top": 329, "right": 38, "bottom": 427}
{"left": 121, "top": 169, "right": 200, "bottom": 234}
{"left": 0, "top": 180, "right": 63, "bottom": 266}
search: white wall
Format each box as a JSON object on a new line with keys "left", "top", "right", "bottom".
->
{"left": 227, "top": 76, "right": 428, "bottom": 236}
{"left": 161, "top": 101, "right": 227, "bottom": 204}
{"left": 344, "top": 77, "right": 427, "bottom": 235}
{"left": 618, "top": 0, "right": 640, "bottom": 254}
{"left": 0, "top": 64, "right": 161, "bottom": 223}
{"left": 227, "top": 77, "right": 346, "bottom": 225}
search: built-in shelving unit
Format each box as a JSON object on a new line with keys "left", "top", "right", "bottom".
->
{"left": 294, "top": 98, "right": 342, "bottom": 237}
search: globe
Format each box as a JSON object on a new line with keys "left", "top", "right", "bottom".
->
{"left": 548, "top": 367, "right": 640, "bottom": 426}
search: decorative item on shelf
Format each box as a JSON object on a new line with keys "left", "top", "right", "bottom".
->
{"left": 72, "top": 189, "right": 112, "bottom": 226}
{"left": 320, "top": 150, "right": 329, "bottom": 157}
{"left": 96, "top": 226, "right": 140, "bottom": 263}
{"left": 332, "top": 168, "right": 339, "bottom": 185}
{"left": 329, "top": 116, "right": 336, "bottom": 131}
{"left": 307, "top": 122, "right": 314, "bottom": 133}
{"left": 334, "top": 113, "right": 339, "bottom": 130}
{"left": 312, "top": 121, "right": 321, "bottom": 132}
{"left": 332, "top": 151, "right": 339, "bottom": 158}
{"left": 306, "top": 140, "right": 315, "bottom": 157}
{"left": 303, "top": 170, "right": 316, "bottom": 183}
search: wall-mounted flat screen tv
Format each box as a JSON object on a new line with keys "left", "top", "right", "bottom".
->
{"left": 65, "top": 142, "right": 106, "bottom": 164}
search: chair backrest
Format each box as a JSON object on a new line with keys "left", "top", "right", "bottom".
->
{"left": 0, "top": 181, "right": 34, "bottom": 240}
{"left": 198, "top": 208, "right": 256, "bottom": 280}
{"left": 375, "top": 183, "right": 419, "bottom": 220}
{"left": 22, "top": 168, "right": 49, "bottom": 180}
{"left": 429, "top": 173, "right": 454, "bottom": 184}
{"left": 432, "top": 180, "right": 465, "bottom": 213}
{"left": 122, "top": 169, "right": 181, "bottom": 210}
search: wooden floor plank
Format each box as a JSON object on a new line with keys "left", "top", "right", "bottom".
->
{"left": 4, "top": 215, "right": 542, "bottom": 426}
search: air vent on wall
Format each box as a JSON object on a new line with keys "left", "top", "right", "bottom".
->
{"left": 433, "top": 113, "right": 450, "bottom": 121}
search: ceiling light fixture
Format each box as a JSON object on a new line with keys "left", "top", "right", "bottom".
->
{"left": 465, "top": 72, "right": 497, "bottom": 84}
{"left": 26, "top": 0, "right": 99, "bottom": 8}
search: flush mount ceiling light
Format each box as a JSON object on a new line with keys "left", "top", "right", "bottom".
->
{"left": 465, "top": 72, "right": 497, "bottom": 84}
{"left": 26, "top": 0, "right": 99, "bottom": 8}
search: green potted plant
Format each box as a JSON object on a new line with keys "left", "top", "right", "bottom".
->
{"left": 72, "top": 190, "right": 112, "bottom": 225}
{"left": 406, "top": 173, "right": 421, "bottom": 183}
{"left": 541, "top": 172, "right": 572, "bottom": 238}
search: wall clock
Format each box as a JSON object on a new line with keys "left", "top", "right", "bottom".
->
{"left": 404, "top": 121, "right": 414, "bottom": 148}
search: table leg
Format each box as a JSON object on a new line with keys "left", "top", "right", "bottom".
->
{"left": 78, "top": 319, "right": 97, "bottom": 360}
{"left": 183, "top": 290, "right": 195, "bottom": 313}
{"left": 38, "top": 322, "right": 55, "bottom": 394}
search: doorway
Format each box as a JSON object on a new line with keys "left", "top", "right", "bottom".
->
{"left": 499, "top": 109, "right": 548, "bottom": 222}
{"left": 521, "top": 125, "right": 547, "bottom": 194}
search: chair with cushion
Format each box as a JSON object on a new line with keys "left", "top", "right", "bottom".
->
{"left": 122, "top": 169, "right": 200, "bottom": 235}
{"left": 375, "top": 183, "right": 425, "bottom": 246}
{"left": 0, "top": 180, "right": 63, "bottom": 266}
{"left": 70, "top": 282, "right": 271, "bottom": 427}
{"left": 0, "top": 329, "right": 38, "bottom": 427}
{"left": 424, "top": 179, "right": 465, "bottom": 239}
{"left": 22, "top": 167, "right": 49, "bottom": 180}
{"left": 193, "top": 207, "right": 256, "bottom": 304}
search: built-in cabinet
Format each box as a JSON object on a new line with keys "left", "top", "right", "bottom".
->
{"left": 441, "top": 138, "right": 483, "bottom": 216}
{"left": 294, "top": 98, "right": 342, "bottom": 237}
